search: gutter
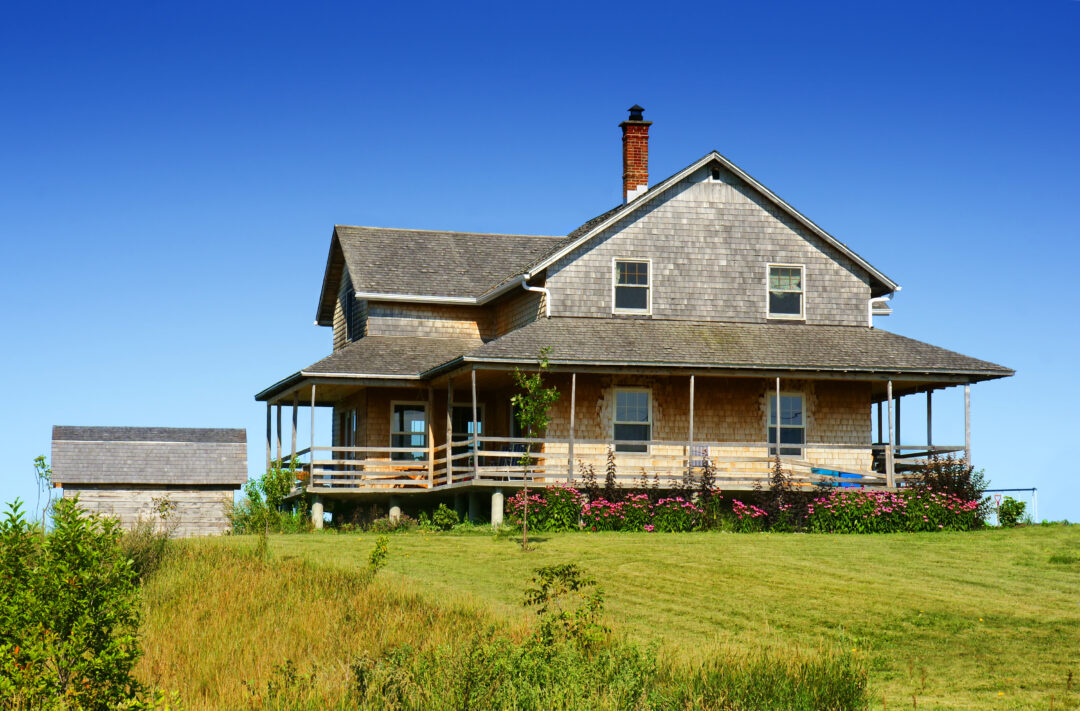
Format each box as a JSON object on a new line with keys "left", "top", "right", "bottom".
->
{"left": 351, "top": 275, "right": 524, "bottom": 307}
{"left": 520, "top": 273, "right": 551, "bottom": 317}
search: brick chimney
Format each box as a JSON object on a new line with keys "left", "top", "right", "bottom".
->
{"left": 620, "top": 104, "right": 651, "bottom": 203}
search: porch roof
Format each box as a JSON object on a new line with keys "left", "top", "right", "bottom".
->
{"left": 458, "top": 317, "right": 1014, "bottom": 381}
{"left": 255, "top": 335, "right": 482, "bottom": 401}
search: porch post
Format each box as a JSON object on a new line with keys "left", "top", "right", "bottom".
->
{"left": 291, "top": 395, "right": 298, "bottom": 461}
{"left": 471, "top": 368, "right": 479, "bottom": 480}
{"left": 427, "top": 387, "right": 435, "bottom": 487}
{"left": 775, "top": 377, "right": 781, "bottom": 458}
{"left": 275, "top": 405, "right": 282, "bottom": 465}
{"left": 886, "top": 380, "right": 895, "bottom": 487}
{"left": 310, "top": 495, "right": 324, "bottom": 530}
{"left": 446, "top": 376, "right": 454, "bottom": 486}
{"left": 388, "top": 495, "right": 401, "bottom": 521}
{"left": 926, "top": 389, "right": 933, "bottom": 450}
{"left": 964, "top": 384, "right": 971, "bottom": 464}
{"left": 568, "top": 372, "right": 576, "bottom": 480}
{"left": 895, "top": 393, "right": 901, "bottom": 456}
{"left": 309, "top": 384, "right": 316, "bottom": 485}
{"left": 265, "top": 402, "right": 272, "bottom": 472}
{"left": 688, "top": 374, "right": 695, "bottom": 473}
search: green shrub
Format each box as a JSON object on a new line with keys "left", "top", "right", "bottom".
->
{"left": 369, "top": 514, "right": 418, "bottom": 534}
{"left": 909, "top": 456, "right": 990, "bottom": 524}
{"left": 997, "top": 496, "right": 1026, "bottom": 528}
{"left": 231, "top": 460, "right": 310, "bottom": 534}
{"left": 431, "top": 503, "right": 460, "bottom": 531}
{"left": 507, "top": 483, "right": 585, "bottom": 532}
{"left": 0, "top": 498, "right": 149, "bottom": 708}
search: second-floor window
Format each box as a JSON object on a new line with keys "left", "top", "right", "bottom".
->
{"left": 613, "top": 259, "right": 650, "bottom": 314}
{"left": 768, "top": 265, "right": 804, "bottom": 319}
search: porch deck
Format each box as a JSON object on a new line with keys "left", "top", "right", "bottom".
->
{"left": 285, "top": 436, "right": 964, "bottom": 495}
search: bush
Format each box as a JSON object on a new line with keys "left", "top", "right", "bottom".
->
{"left": 508, "top": 484, "right": 586, "bottom": 532}
{"left": 431, "top": 503, "right": 459, "bottom": 531}
{"left": 807, "top": 489, "right": 982, "bottom": 533}
{"left": 909, "top": 456, "right": 990, "bottom": 524}
{"left": 997, "top": 496, "right": 1026, "bottom": 528}
{"left": 0, "top": 498, "right": 149, "bottom": 707}
{"left": 730, "top": 499, "right": 768, "bottom": 532}
{"left": 231, "top": 460, "right": 310, "bottom": 534}
{"left": 650, "top": 497, "right": 702, "bottom": 532}
{"left": 369, "top": 514, "right": 418, "bottom": 534}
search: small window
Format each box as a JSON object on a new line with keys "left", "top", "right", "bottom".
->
{"left": 768, "top": 394, "right": 805, "bottom": 457}
{"left": 768, "top": 265, "right": 804, "bottom": 319}
{"left": 614, "top": 389, "right": 651, "bottom": 453}
{"left": 710, "top": 167, "right": 721, "bottom": 181}
{"left": 390, "top": 403, "right": 427, "bottom": 461}
{"left": 613, "top": 260, "right": 650, "bottom": 314}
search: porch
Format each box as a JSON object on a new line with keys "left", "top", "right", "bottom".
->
{"left": 261, "top": 368, "right": 972, "bottom": 504}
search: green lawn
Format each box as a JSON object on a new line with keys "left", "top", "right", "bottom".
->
{"left": 254, "top": 526, "right": 1080, "bottom": 710}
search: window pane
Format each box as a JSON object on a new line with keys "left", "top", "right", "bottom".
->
{"left": 769, "top": 395, "right": 803, "bottom": 426}
{"left": 614, "top": 423, "right": 650, "bottom": 452}
{"left": 769, "top": 267, "right": 801, "bottom": 291}
{"left": 615, "top": 285, "right": 648, "bottom": 310}
{"left": 616, "top": 391, "right": 649, "bottom": 422}
{"left": 769, "top": 290, "right": 801, "bottom": 315}
{"left": 616, "top": 261, "right": 648, "bottom": 285}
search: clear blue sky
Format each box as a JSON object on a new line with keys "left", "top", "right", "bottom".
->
{"left": 1, "top": 1, "right": 1076, "bottom": 520}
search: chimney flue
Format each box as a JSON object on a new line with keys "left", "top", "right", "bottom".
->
{"left": 620, "top": 104, "right": 651, "bottom": 203}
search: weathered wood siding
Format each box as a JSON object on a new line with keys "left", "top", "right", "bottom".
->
{"left": 493, "top": 289, "right": 543, "bottom": 337}
{"left": 61, "top": 486, "right": 234, "bottom": 537}
{"left": 366, "top": 302, "right": 495, "bottom": 340}
{"left": 545, "top": 165, "right": 873, "bottom": 326}
{"left": 333, "top": 269, "right": 368, "bottom": 351}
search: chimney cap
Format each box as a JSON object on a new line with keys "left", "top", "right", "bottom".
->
{"left": 627, "top": 104, "right": 645, "bottom": 121}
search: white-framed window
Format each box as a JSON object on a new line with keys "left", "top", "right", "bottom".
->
{"left": 613, "top": 259, "right": 651, "bottom": 314}
{"left": 613, "top": 388, "right": 651, "bottom": 453}
{"left": 390, "top": 401, "right": 427, "bottom": 462}
{"left": 768, "top": 393, "right": 805, "bottom": 457}
{"left": 767, "top": 264, "right": 804, "bottom": 319}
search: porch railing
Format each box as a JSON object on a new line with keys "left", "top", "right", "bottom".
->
{"left": 284, "top": 437, "right": 964, "bottom": 494}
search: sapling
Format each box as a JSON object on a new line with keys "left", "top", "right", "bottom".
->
{"left": 510, "top": 347, "right": 560, "bottom": 550}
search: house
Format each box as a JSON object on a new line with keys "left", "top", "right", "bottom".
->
{"left": 51, "top": 426, "right": 247, "bottom": 537}
{"left": 255, "top": 106, "right": 1012, "bottom": 527}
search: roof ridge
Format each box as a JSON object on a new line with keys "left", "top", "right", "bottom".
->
{"left": 335, "top": 225, "right": 563, "bottom": 239}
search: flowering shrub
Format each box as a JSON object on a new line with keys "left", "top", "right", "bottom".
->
{"left": 807, "top": 489, "right": 982, "bottom": 533}
{"left": 731, "top": 499, "right": 768, "bottom": 532}
{"left": 507, "top": 483, "right": 585, "bottom": 532}
{"left": 651, "top": 497, "right": 703, "bottom": 532}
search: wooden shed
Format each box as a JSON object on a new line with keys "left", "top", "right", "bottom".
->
{"left": 51, "top": 426, "right": 248, "bottom": 537}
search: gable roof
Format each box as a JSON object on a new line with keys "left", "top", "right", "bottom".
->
{"left": 315, "top": 227, "right": 561, "bottom": 325}
{"left": 518, "top": 152, "right": 899, "bottom": 297}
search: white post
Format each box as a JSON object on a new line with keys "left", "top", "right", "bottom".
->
{"left": 491, "top": 488, "right": 504, "bottom": 527}
{"left": 775, "top": 377, "right": 781, "bottom": 458}
{"left": 310, "top": 495, "right": 324, "bottom": 530}
{"left": 388, "top": 495, "right": 401, "bottom": 521}
{"left": 309, "top": 384, "right": 316, "bottom": 486}
{"left": 291, "top": 395, "right": 298, "bottom": 462}
{"left": 886, "top": 380, "right": 895, "bottom": 488}
{"left": 926, "top": 389, "right": 933, "bottom": 451}
{"left": 964, "top": 384, "right": 971, "bottom": 464}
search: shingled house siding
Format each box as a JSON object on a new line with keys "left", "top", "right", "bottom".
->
{"left": 366, "top": 302, "right": 495, "bottom": 340}
{"left": 494, "top": 289, "right": 543, "bottom": 337}
{"left": 537, "top": 374, "right": 871, "bottom": 476}
{"left": 61, "top": 486, "right": 234, "bottom": 537}
{"left": 545, "top": 165, "right": 872, "bottom": 326}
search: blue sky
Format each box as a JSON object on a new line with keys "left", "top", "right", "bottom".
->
{"left": 1, "top": 1, "right": 1077, "bottom": 520}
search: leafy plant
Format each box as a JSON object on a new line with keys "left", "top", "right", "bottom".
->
{"left": 431, "top": 503, "right": 459, "bottom": 531}
{"left": 910, "top": 456, "right": 990, "bottom": 524}
{"left": 0, "top": 498, "right": 149, "bottom": 707}
{"left": 370, "top": 514, "right": 418, "bottom": 533}
{"left": 230, "top": 459, "right": 310, "bottom": 535}
{"left": 997, "top": 496, "right": 1026, "bottom": 528}
{"left": 33, "top": 455, "right": 51, "bottom": 537}
{"left": 524, "top": 563, "right": 608, "bottom": 649}
{"left": 510, "top": 347, "right": 561, "bottom": 549}
{"left": 507, "top": 484, "right": 584, "bottom": 532}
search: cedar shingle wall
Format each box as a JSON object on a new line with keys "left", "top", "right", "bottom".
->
{"left": 546, "top": 165, "right": 873, "bottom": 326}
{"left": 61, "top": 486, "right": 234, "bottom": 537}
{"left": 494, "top": 290, "right": 543, "bottom": 337}
{"left": 366, "top": 302, "right": 495, "bottom": 340}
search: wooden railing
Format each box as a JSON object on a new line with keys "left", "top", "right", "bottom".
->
{"left": 285, "top": 437, "right": 964, "bottom": 494}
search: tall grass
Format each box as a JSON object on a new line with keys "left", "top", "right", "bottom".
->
{"left": 137, "top": 542, "right": 868, "bottom": 710}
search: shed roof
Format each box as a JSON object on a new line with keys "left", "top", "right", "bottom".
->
{"left": 51, "top": 426, "right": 248, "bottom": 486}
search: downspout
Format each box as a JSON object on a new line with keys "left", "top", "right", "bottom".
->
{"left": 867, "top": 290, "right": 898, "bottom": 328}
{"left": 520, "top": 273, "right": 551, "bottom": 318}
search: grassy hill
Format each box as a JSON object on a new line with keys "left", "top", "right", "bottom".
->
{"left": 139, "top": 526, "right": 1080, "bottom": 709}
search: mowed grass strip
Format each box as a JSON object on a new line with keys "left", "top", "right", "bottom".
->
{"left": 261, "top": 525, "right": 1080, "bottom": 710}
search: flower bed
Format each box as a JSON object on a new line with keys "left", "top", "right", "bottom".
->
{"left": 504, "top": 483, "right": 983, "bottom": 534}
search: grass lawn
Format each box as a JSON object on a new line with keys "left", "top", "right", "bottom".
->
{"left": 252, "top": 525, "right": 1080, "bottom": 710}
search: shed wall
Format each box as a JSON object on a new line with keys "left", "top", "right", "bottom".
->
{"left": 62, "top": 486, "right": 234, "bottom": 537}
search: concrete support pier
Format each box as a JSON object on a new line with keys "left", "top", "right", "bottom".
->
{"left": 310, "top": 495, "right": 324, "bottom": 530}
{"left": 388, "top": 496, "right": 402, "bottom": 521}
{"left": 491, "top": 488, "right": 504, "bottom": 527}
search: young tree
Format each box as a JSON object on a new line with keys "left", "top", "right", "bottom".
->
{"left": 510, "top": 347, "right": 560, "bottom": 550}
{"left": 32, "top": 456, "right": 52, "bottom": 539}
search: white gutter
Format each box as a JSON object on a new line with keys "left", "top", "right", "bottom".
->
{"left": 868, "top": 290, "right": 898, "bottom": 327}
{"left": 520, "top": 273, "right": 551, "bottom": 317}
{"left": 351, "top": 275, "right": 524, "bottom": 306}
